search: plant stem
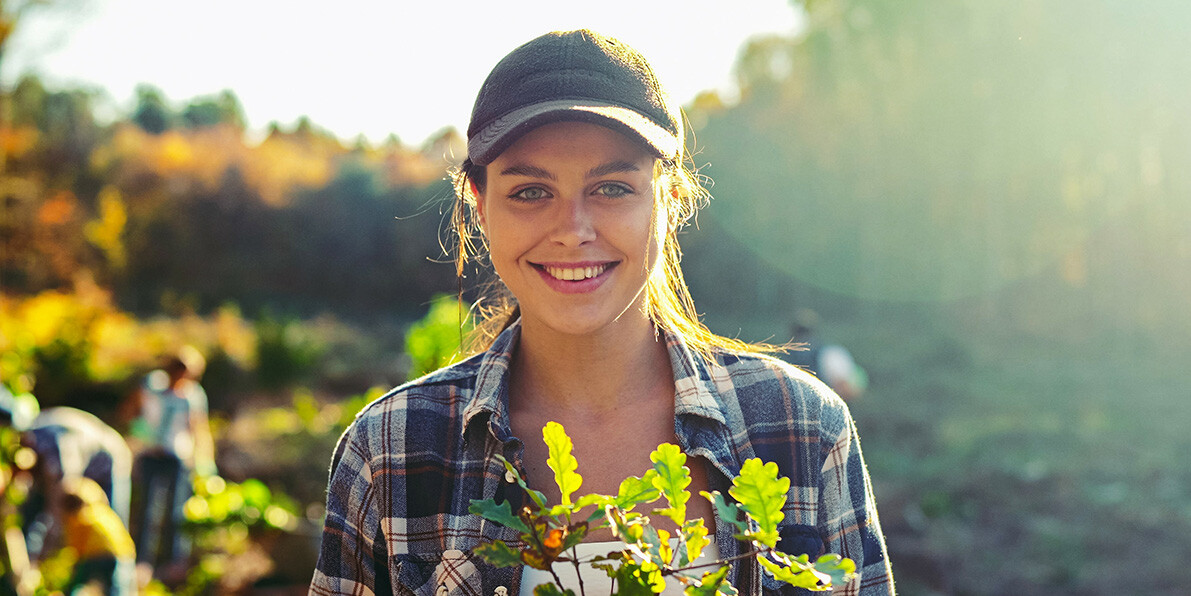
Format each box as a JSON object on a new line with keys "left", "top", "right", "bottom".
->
{"left": 663, "top": 547, "right": 772, "bottom": 576}
{"left": 549, "top": 567, "right": 566, "bottom": 595}
{"left": 568, "top": 546, "right": 586, "bottom": 596}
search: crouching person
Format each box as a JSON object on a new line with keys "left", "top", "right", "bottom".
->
{"left": 58, "top": 478, "right": 136, "bottom": 596}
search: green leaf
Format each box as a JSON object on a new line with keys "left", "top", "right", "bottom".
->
{"left": 757, "top": 555, "right": 830, "bottom": 590}
{"left": 636, "top": 524, "right": 665, "bottom": 563}
{"left": 588, "top": 552, "right": 627, "bottom": 581}
{"left": 532, "top": 583, "right": 574, "bottom": 596}
{"left": 614, "top": 561, "right": 665, "bottom": 596}
{"left": 473, "top": 541, "right": 523, "bottom": 568}
{"left": 575, "top": 493, "right": 611, "bottom": 510}
{"left": 590, "top": 560, "right": 619, "bottom": 579}
{"left": 559, "top": 522, "right": 589, "bottom": 552}
{"left": 701, "top": 491, "right": 747, "bottom": 535}
{"left": 469, "top": 499, "right": 532, "bottom": 534}
{"left": 573, "top": 493, "right": 612, "bottom": 525}
{"left": 684, "top": 565, "right": 732, "bottom": 596}
{"left": 677, "top": 519, "right": 710, "bottom": 567}
{"left": 496, "top": 455, "right": 548, "bottom": 508}
{"left": 605, "top": 507, "right": 645, "bottom": 543}
{"left": 650, "top": 443, "right": 691, "bottom": 526}
{"left": 240, "top": 478, "right": 272, "bottom": 509}
{"left": 543, "top": 422, "right": 583, "bottom": 506}
{"left": 814, "top": 554, "right": 858, "bottom": 588}
{"left": 728, "top": 459, "right": 790, "bottom": 548}
{"left": 521, "top": 548, "right": 553, "bottom": 571}
{"left": 616, "top": 470, "right": 662, "bottom": 510}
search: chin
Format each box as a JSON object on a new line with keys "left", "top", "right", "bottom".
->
{"left": 526, "top": 304, "right": 647, "bottom": 339}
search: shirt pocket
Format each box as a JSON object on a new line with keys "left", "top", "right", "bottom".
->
{"left": 759, "top": 524, "right": 826, "bottom": 594}
{"left": 395, "top": 549, "right": 483, "bottom": 596}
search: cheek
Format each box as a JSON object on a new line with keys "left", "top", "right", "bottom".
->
{"left": 483, "top": 211, "right": 533, "bottom": 271}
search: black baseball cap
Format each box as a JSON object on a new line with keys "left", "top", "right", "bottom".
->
{"left": 466, "top": 29, "right": 683, "bottom": 166}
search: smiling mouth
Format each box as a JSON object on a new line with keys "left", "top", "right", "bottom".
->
{"left": 536, "top": 263, "right": 614, "bottom": 281}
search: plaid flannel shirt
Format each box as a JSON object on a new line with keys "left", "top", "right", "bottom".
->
{"left": 310, "top": 321, "right": 894, "bottom": 596}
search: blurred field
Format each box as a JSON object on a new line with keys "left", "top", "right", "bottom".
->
{"left": 705, "top": 297, "right": 1191, "bottom": 595}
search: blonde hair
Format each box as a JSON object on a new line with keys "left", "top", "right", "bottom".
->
{"left": 450, "top": 144, "right": 782, "bottom": 359}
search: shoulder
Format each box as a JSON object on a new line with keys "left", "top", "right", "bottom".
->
{"left": 705, "top": 348, "right": 853, "bottom": 437}
{"left": 338, "top": 352, "right": 485, "bottom": 447}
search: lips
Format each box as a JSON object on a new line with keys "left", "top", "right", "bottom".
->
{"left": 530, "top": 261, "right": 618, "bottom": 294}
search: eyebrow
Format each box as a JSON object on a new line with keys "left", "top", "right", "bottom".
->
{"left": 586, "top": 160, "right": 641, "bottom": 178}
{"left": 498, "top": 164, "right": 556, "bottom": 180}
{"left": 497, "top": 160, "right": 642, "bottom": 180}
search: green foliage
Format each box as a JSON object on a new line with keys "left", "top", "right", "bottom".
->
{"left": 726, "top": 459, "right": 788, "bottom": 548}
{"left": 254, "top": 313, "right": 324, "bottom": 390}
{"left": 178, "top": 474, "right": 303, "bottom": 595}
{"left": 404, "top": 295, "right": 474, "bottom": 379}
{"left": 474, "top": 541, "right": 523, "bottom": 568}
{"left": 181, "top": 91, "right": 246, "bottom": 130}
{"left": 133, "top": 84, "right": 173, "bottom": 134}
{"left": 469, "top": 500, "right": 530, "bottom": 535}
{"left": 470, "top": 422, "right": 855, "bottom": 595}
{"left": 648, "top": 444, "right": 690, "bottom": 528}
{"left": 543, "top": 421, "right": 582, "bottom": 507}
{"left": 183, "top": 475, "right": 299, "bottom": 532}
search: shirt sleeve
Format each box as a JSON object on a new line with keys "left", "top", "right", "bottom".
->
{"left": 819, "top": 407, "right": 895, "bottom": 595}
{"left": 310, "top": 420, "right": 389, "bottom": 596}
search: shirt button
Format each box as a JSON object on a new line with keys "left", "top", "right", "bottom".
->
{"left": 505, "top": 470, "right": 517, "bottom": 483}
{"left": 495, "top": 587, "right": 508, "bottom": 596}
{"left": 436, "top": 586, "right": 449, "bottom": 596}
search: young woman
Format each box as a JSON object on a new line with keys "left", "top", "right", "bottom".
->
{"left": 311, "top": 30, "right": 893, "bottom": 596}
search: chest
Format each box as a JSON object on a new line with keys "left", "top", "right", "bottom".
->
{"left": 511, "top": 405, "right": 716, "bottom": 541}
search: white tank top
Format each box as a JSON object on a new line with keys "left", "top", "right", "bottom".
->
{"left": 519, "top": 540, "right": 721, "bottom": 596}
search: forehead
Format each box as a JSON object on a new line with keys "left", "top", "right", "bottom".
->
{"left": 490, "top": 121, "right": 656, "bottom": 172}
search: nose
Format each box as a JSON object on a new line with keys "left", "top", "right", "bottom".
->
{"left": 549, "top": 197, "right": 596, "bottom": 246}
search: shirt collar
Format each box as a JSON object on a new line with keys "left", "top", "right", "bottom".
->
{"left": 661, "top": 327, "right": 728, "bottom": 425}
{"left": 461, "top": 321, "right": 521, "bottom": 443}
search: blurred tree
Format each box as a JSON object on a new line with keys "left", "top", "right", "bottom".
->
{"left": 131, "top": 84, "right": 172, "bottom": 134}
{"left": 9, "top": 73, "right": 45, "bottom": 125}
{"left": 1, "top": 0, "right": 91, "bottom": 172}
{"left": 181, "top": 89, "right": 246, "bottom": 130}
{"left": 695, "top": 0, "right": 1191, "bottom": 342}
{"left": 83, "top": 185, "right": 127, "bottom": 271}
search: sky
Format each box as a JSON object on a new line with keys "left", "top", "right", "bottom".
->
{"left": 7, "top": 0, "right": 804, "bottom": 145}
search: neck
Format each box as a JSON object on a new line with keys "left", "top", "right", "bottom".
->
{"left": 510, "top": 314, "right": 672, "bottom": 415}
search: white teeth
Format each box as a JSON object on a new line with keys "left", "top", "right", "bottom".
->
{"left": 545, "top": 264, "right": 607, "bottom": 281}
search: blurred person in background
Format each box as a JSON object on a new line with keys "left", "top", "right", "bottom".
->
{"left": 125, "top": 346, "right": 216, "bottom": 578}
{"left": 19, "top": 407, "right": 133, "bottom": 566}
{"left": 786, "top": 309, "right": 867, "bottom": 402}
{"left": 57, "top": 477, "right": 136, "bottom": 596}
{"left": 312, "top": 29, "right": 892, "bottom": 596}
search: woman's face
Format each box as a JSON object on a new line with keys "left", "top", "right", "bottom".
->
{"left": 477, "top": 121, "right": 664, "bottom": 338}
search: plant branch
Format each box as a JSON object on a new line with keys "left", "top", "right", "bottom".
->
{"left": 662, "top": 546, "right": 773, "bottom": 576}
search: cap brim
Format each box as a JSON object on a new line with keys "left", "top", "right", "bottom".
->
{"left": 468, "top": 99, "right": 681, "bottom": 166}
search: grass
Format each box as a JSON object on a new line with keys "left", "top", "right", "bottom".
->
{"left": 709, "top": 305, "right": 1191, "bottom": 595}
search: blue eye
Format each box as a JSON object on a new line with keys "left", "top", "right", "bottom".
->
{"left": 510, "top": 187, "right": 550, "bottom": 201}
{"left": 595, "top": 183, "right": 632, "bottom": 198}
